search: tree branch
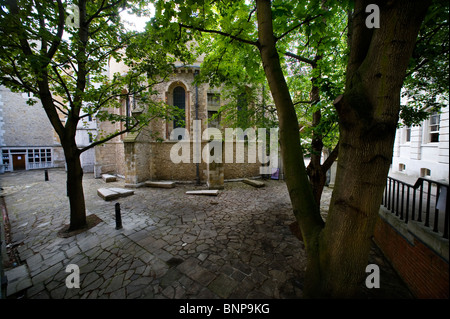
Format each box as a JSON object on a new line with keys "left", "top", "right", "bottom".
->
{"left": 46, "top": 0, "right": 65, "bottom": 60}
{"left": 86, "top": 0, "right": 123, "bottom": 25}
{"left": 247, "top": 6, "right": 257, "bottom": 22}
{"left": 179, "top": 23, "right": 259, "bottom": 46}
{"left": 321, "top": 141, "right": 339, "bottom": 173}
{"left": 293, "top": 100, "right": 315, "bottom": 106}
{"left": 285, "top": 51, "right": 316, "bottom": 66}
{"left": 79, "top": 120, "right": 142, "bottom": 154}
{"left": 52, "top": 64, "right": 74, "bottom": 107}
{"left": 275, "top": 14, "right": 322, "bottom": 42}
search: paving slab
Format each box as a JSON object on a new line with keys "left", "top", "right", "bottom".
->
{"left": 109, "top": 188, "right": 134, "bottom": 197}
{"left": 97, "top": 188, "right": 122, "bottom": 201}
{"left": 145, "top": 181, "right": 176, "bottom": 188}
{"left": 97, "top": 188, "right": 134, "bottom": 201}
{"left": 102, "top": 174, "right": 117, "bottom": 183}
{"left": 185, "top": 190, "right": 219, "bottom": 196}
{"left": 242, "top": 178, "right": 265, "bottom": 188}
{"left": 5, "top": 264, "right": 32, "bottom": 297}
{"left": 0, "top": 168, "right": 414, "bottom": 300}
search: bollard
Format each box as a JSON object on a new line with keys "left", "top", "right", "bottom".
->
{"left": 44, "top": 169, "right": 49, "bottom": 181}
{"left": 115, "top": 203, "right": 122, "bottom": 230}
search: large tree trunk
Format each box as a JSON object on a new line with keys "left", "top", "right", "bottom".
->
{"left": 255, "top": 0, "right": 325, "bottom": 284}
{"left": 256, "top": 0, "right": 431, "bottom": 298}
{"left": 306, "top": 0, "right": 432, "bottom": 298}
{"left": 64, "top": 144, "right": 87, "bottom": 231}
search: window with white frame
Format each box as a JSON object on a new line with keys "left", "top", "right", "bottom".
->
{"left": 27, "top": 148, "right": 52, "bottom": 169}
{"left": 428, "top": 112, "right": 440, "bottom": 143}
{"left": 404, "top": 126, "right": 411, "bottom": 143}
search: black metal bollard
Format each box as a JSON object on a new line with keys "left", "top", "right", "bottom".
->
{"left": 115, "top": 203, "right": 122, "bottom": 230}
{"left": 44, "top": 169, "right": 49, "bottom": 181}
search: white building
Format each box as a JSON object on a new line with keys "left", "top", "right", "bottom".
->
{"left": 391, "top": 103, "right": 449, "bottom": 183}
{"left": 75, "top": 110, "right": 97, "bottom": 173}
{"left": 0, "top": 85, "right": 65, "bottom": 173}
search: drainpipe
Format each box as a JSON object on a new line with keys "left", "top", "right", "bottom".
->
{"left": 194, "top": 69, "right": 200, "bottom": 185}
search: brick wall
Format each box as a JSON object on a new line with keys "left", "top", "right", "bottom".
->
{"left": 373, "top": 211, "right": 449, "bottom": 299}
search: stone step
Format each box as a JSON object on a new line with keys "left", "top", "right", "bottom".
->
{"left": 102, "top": 174, "right": 117, "bottom": 183}
{"left": 97, "top": 188, "right": 134, "bottom": 201}
{"left": 242, "top": 178, "right": 265, "bottom": 188}
{"left": 186, "top": 190, "right": 219, "bottom": 196}
{"left": 145, "top": 181, "right": 176, "bottom": 188}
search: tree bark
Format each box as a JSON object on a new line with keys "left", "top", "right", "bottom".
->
{"left": 307, "top": 0, "right": 432, "bottom": 298}
{"left": 64, "top": 145, "right": 87, "bottom": 231}
{"left": 256, "top": 0, "right": 431, "bottom": 298}
{"left": 307, "top": 64, "right": 325, "bottom": 205}
{"left": 255, "top": 0, "right": 325, "bottom": 281}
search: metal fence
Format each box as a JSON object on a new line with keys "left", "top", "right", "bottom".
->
{"left": 381, "top": 176, "right": 449, "bottom": 239}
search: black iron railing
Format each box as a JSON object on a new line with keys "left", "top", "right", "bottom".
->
{"left": 382, "top": 176, "right": 449, "bottom": 239}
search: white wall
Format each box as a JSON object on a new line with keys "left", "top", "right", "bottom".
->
{"left": 391, "top": 104, "right": 449, "bottom": 182}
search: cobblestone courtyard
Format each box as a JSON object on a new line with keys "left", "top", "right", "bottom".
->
{"left": 0, "top": 168, "right": 412, "bottom": 299}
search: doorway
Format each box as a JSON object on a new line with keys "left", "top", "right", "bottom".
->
{"left": 12, "top": 154, "right": 26, "bottom": 170}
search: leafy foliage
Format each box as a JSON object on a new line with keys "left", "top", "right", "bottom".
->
{"left": 0, "top": 0, "right": 190, "bottom": 150}
{"left": 401, "top": 0, "right": 449, "bottom": 126}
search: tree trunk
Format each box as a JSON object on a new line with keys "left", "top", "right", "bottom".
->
{"left": 64, "top": 144, "right": 87, "bottom": 231}
{"left": 255, "top": 0, "right": 325, "bottom": 282}
{"left": 307, "top": 99, "right": 325, "bottom": 205}
{"left": 256, "top": 0, "right": 431, "bottom": 298}
{"left": 304, "top": 0, "right": 432, "bottom": 298}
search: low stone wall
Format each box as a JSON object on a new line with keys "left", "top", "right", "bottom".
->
{"left": 122, "top": 139, "right": 263, "bottom": 185}
{"left": 373, "top": 207, "right": 449, "bottom": 299}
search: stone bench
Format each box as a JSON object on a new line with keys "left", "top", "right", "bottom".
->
{"left": 186, "top": 190, "right": 219, "bottom": 196}
{"left": 145, "top": 181, "right": 176, "bottom": 188}
{"left": 102, "top": 174, "right": 117, "bottom": 183}
{"left": 242, "top": 178, "right": 265, "bottom": 188}
{"left": 97, "top": 188, "right": 134, "bottom": 201}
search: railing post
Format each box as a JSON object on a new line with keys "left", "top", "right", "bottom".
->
{"left": 406, "top": 185, "right": 410, "bottom": 223}
{"left": 396, "top": 180, "right": 400, "bottom": 217}
{"left": 433, "top": 184, "right": 440, "bottom": 233}
{"left": 400, "top": 184, "right": 405, "bottom": 220}
{"left": 388, "top": 178, "right": 392, "bottom": 210}
{"left": 115, "top": 203, "right": 122, "bottom": 230}
{"left": 418, "top": 182, "right": 423, "bottom": 223}
{"left": 444, "top": 186, "right": 449, "bottom": 239}
{"left": 425, "top": 181, "right": 432, "bottom": 228}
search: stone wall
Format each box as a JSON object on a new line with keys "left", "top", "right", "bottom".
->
{"left": 0, "top": 86, "right": 59, "bottom": 147}
{"left": 94, "top": 138, "right": 124, "bottom": 178}
{"left": 94, "top": 66, "right": 267, "bottom": 183}
{"left": 121, "top": 136, "right": 263, "bottom": 185}
{"left": 150, "top": 140, "right": 207, "bottom": 182}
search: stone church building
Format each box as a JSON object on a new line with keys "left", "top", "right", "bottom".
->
{"left": 0, "top": 55, "right": 270, "bottom": 185}
{"left": 92, "top": 57, "right": 264, "bottom": 186}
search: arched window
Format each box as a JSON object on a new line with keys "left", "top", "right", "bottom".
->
{"left": 173, "top": 86, "right": 186, "bottom": 130}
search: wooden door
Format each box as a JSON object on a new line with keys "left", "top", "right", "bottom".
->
{"left": 12, "top": 154, "right": 26, "bottom": 170}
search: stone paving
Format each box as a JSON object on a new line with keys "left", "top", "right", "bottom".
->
{"left": 0, "top": 168, "right": 413, "bottom": 299}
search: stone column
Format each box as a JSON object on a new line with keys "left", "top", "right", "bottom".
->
{"left": 207, "top": 160, "right": 224, "bottom": 190}
{"left": 206, "top": 141, "right": 224, "bottom": 190}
